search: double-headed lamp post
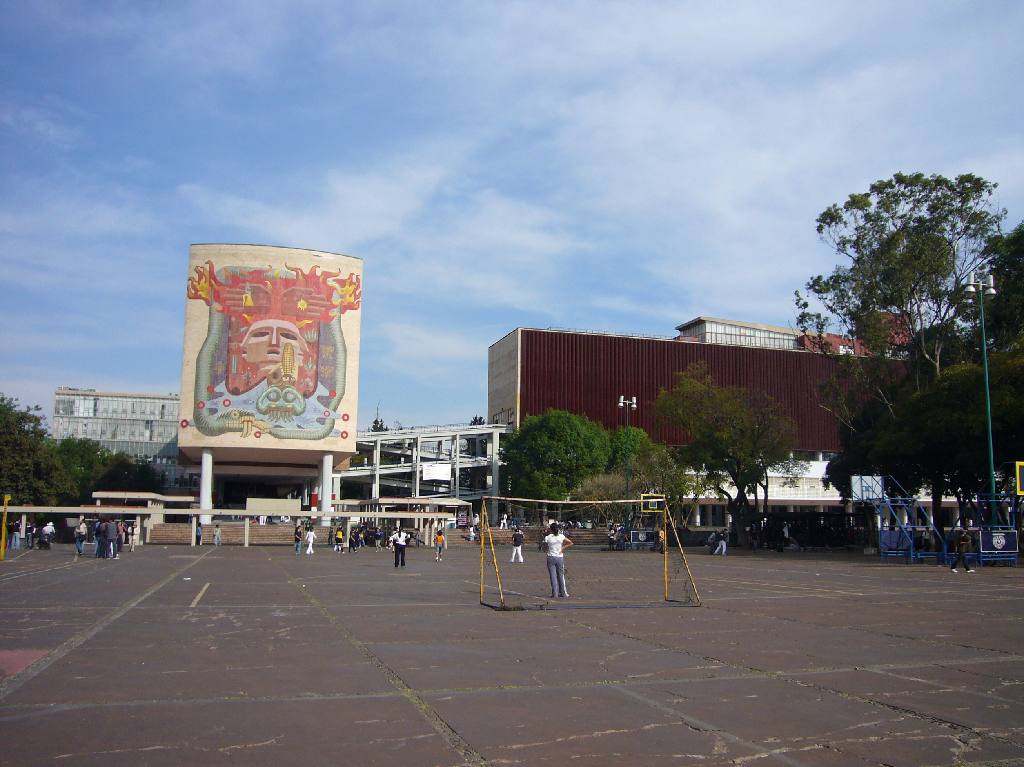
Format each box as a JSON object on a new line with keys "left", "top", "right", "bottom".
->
{"left": 618, "top": 395, "right": 637, "bottom": 497}
{"left": 964, "top": 271, "right": 998, "bottom": 525}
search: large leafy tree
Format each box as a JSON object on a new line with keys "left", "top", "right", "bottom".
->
{"left": 92, "top": 454, "right": 163, "bottom": 494}
{"left": 502, "top": 409, "right": 610, "bottom": 500}
{"left": 987, "top": 222, "right": 1024, "bottom": 352}
{"left": 655, "top": 364, "right": 804, "bottom": 533}
{"left": 0, "top": 395, "right": 73, "bottom": 504}
{"left": 823, "top": 348, "right": 1024, "bottom": 522}
{"left": 798, "top": 172, "right": 1005, "bottom": 391}
{"left": 54, "top": 437, "right": 113, "bottom": 504}
{"left": 607, "top": 426, "right": 650, "bottom": 473}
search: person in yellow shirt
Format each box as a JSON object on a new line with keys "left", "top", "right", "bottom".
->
{"left": 434, "top": 528, "right": 446, "bottom": 562}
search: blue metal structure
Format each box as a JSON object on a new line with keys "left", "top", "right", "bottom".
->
{"left": 974, "top": 493, "right": 1019, "bottom": 567}
{"left": 866, "top": 478, "right": 1019, "bottom": 567}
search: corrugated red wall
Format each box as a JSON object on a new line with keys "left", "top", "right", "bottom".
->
{"left": 519, "top": 329, "right": 842, "bottom": 451}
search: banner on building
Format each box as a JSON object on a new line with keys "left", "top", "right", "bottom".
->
{"left": 422, "top": 462, "right": 451, "bottom": 482}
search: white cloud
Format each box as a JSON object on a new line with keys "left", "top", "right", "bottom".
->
{"left": 0, "top": 104, "right": 82, "bottom": 149}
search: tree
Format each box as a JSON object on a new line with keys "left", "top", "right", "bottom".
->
{"left": 501, "top": 409, "right": 611, "bottom": 500}
{"left": 370, "top": 404, "right": 389, "bottom": 432}
{"left": 655, "top": 364, "right": 804, "bottom": 535}
{"left": 608, "top": 426, "right": 651, "bottom": 472}
{"left": 0, "top": 395, "right": 73, "bottom": 504}
{"left": 633, "top": 441, "right": 713, "bottom": 526}
{"left": 54, "top": 437, "right": 112, "bottom": 505}
{"left": 987, "top": 222, "right": 1024, "bottom": 352}
{"left": 92, "top": 454, "right": 163, "bottom": 493}
{"left": 469, "top": 415, "right": 486, "bottom": 425}
{"left": 798, "top": 172, "right": 1006, "bottom": 389}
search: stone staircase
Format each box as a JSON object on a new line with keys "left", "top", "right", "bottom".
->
{"left": 148, "top": 522, "right": 296, "bottom": 546}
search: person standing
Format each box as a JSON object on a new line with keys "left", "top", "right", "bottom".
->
{"left": 510, "top": 527, "right": 525, "bottom": 563}
{"left": 74, "top": 520, "right": 87, "bottom": 557}
{"left": 500, "top": 513, "right": 508, "bottom": 529}
{"left": 391, "top": 528, "right": 409, "bottom": 567}
{"left": 305, "top": 526, "right": 317, "bottom": 555}
{"left": 94, "top": 520, "right": 107, "bottom": 559}
{"left": 294, "top": 524, "right": 303, "bottom": 555}
{"left": 715, "top": 529, "right": 728, "bottom": 556}
{"left": 434, "top": 528, "right": 446, "bottom": 562}
{"left": 949, "top": 525, "right": 975, "bottom": 573}
{"left": 9, "top": 519, "right": 20, "bottom": 550}
{"left": 213, "top": 524, "right": 222, "bottom": 547}
{"left": 334, "top": 526, "right": 345, "bottom": 552}
{"left": 25, "top": 520, "right": 35, "bottom": 550}
{"left": 196, "top": 520, "right": 203, "bottom": 547}
{"left": 543, "top": 522, "right": 573, "bottom": 598}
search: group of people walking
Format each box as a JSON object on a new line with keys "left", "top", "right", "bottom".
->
{"left": 89, "top": 519, "right": 134, "bottom": 559}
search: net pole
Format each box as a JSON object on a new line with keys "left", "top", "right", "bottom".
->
{"left": 669, "top": 507, "right": 702, "bottom": 606}
{"left": 479, "top": 499, "right": 486, "bottom": 605}
{"left": 484, "top": 502, "right": 507, "bottom": 609}
{"left": 663, "top": 507, "right": 669, "bottom": 601}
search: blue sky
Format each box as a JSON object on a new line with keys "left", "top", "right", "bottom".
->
{"left": 2, "top": 1, "right": 1022, "bottom": 429}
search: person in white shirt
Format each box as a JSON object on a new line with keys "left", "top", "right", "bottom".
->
{"left": 500, "top": 513, "right": 508, "bottom": 529}
{"left": 305, "top": 527, "right": 317, "bottom": 555}
{"left": 390, "top": 529, "right": 409, "bottom": 567}
{"left": 543, "top": 523, "right": 573, "bottom": 598}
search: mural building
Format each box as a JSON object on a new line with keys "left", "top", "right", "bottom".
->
{"left": 178, "top": 244, "right": 363, "bottom": 465}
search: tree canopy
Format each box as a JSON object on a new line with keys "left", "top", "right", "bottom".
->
{"left": 655, "top": 363, "right": 804, "bottom": 521}
{"left": 796, "top": 171, "right": 1023, "bottom": 512}
{"left": 0, "top": 395, "right": 73, "bottom": 504}
{"left": 798, "top": 172, "right": 1006, "bottom": 385}
{"left": 501, "top": 409, "right": 611, "bottom": 500}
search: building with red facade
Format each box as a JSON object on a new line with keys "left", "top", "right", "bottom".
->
{"left": 488, "top": 318, "right": 859, "bottom": 540}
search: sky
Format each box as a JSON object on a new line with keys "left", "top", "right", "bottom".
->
{"left": 2, "top": 1, "right": 1022, "bottom": 430}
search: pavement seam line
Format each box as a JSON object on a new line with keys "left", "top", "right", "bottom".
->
{"left": 189, "top": 582, "right": 211, "bottom": 608}
{"left": 0, "top": 550, "right": 214, "bottom": 702}
{"left": 281, "top": 568, "right": 488, "bottom": 767}
{"left": 614, "top": 684, "right": 816, "bottom": 767}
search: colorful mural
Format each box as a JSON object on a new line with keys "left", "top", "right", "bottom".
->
{"left": 183, "top": 260, "right": 361, "bottom": 441}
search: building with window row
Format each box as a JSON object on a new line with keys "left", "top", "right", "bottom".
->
{"left": 52, "top": 387, "right": 186, "bottom": 483}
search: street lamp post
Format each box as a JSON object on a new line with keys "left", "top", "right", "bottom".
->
{"left": 964, "top": 271, "right": 998, "bottom": 525}
{"left": 618, "top": 395, "right": 637, "bottom": 498}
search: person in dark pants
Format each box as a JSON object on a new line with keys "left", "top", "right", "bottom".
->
{"left": 391, "top": 528, "right": 409, "bottom": 567}
{"left": 949, "top": 526, "right": 975, "bottom": 573}
{"left": 94, "top": 520, "right": 107, "bottom": 558}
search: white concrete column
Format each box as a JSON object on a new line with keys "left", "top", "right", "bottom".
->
{"left": 199, "top": 449, "right": 214, "bottom": 525}
{"left": 372, "top": 439, "right": 381, "bottom": 498}
{"left": 454, "top": 432, "right": 461, "bottom": 498}
{"left": 320, "top": 453, "right": 334, "bottom": 515}
{"left": 490, "top": 429, "right": 501, "bottom": 495}
{"left": 244, "top": 517, "right": 250, "bottom": 547}
{"left": 413, "top": 437, "right": 421, "bottom": 497}
{"left": 692, "top": 506, "right": 702, "bottom": 527}
{"left": 190, "top": 515, "right": 197, "bottom": 547}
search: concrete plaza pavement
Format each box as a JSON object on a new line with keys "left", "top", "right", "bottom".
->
{"left": 1, "top": 542, "right": 1023, "bottom": 766}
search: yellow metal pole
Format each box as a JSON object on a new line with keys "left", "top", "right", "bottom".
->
{"left": 0, "top": 494, "right": 9, "bottom": 561}
{"left": 479, "top": 499, "right": 487, "bottom": 605}
{"left": 485, "top": 504, "right": 507, "bottom": 609}
{"left": 663, "top": 507, "right": 669, "bottom": 601}
{"left": 669, "top": 508, "right": 701, "bottom": 606}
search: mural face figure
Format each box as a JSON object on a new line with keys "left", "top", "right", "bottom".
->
{"left": 240, "top": 319, "right": 309, "bottom": 379}
{"left": 186, "top": 260, "right": 361, "bottom": 441}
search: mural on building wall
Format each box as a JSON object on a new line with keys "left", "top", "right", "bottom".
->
{"left": 183, "top": 261, "right": 361, "bottom": 441}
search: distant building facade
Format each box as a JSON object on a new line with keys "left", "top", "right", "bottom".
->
{"left": 52, "top": 387, "right": 192, "bottom": 487}
{"left": 488, "top": 319, "right": 846, "bottom": 455}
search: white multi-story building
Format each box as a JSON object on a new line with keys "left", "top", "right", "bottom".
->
{"left": 52, "top": 387, "right": 189, "bottom": 485}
